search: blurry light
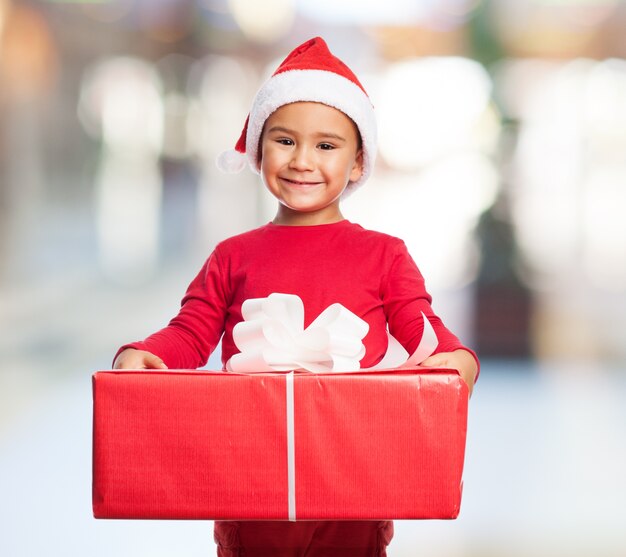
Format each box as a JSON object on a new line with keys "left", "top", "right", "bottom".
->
{"left": 530, "top": 0, "right": 618, "bottom": 27}
{"left": 78, "top": 57, "right": 164, "bottom": 155}
{"left": 228, "top": 0, "right": 294, "bottom": 43}
{"left": 162, "top": 93, "right": 192, "bottom": 159}
{"left": 585, "top": 59, "right": 626, "bottom": 144}
{"left": 493, "top": 0, "right": 618, "bottom": 27}
{"left": 475, "top": 104, "right": 501, "bottom": 153}
{"left": 581, "top": 59, "right": 626, "bottom": 291}
{"left": 132, "top": 0, "right": 193, "bottom": 44}
{"left": 430, "top": 0, "right": 481, "bottom": 30}
{"left": 510, "top": 61, "right": 587, "bottom": 281}
{"left": 564, "top": 0, "right": 618, "bottom": 28}
{"left": 582, "top": 170, "right": 626, "bottom": 291}
{"left": 96, "top": 155, "right": 162, "bottom": 285}
{"left": 508, "top": 58, "right": 626, "bottom": 292}
{"left": 188, "top": 55, "right": 255, "bottom": 160}
{"left": 348, "top": 154, "right": 498, "bottom": 289}
{"left": 298, "top": 0, "right": 429, "bottom": 24}
{"left": 80, "top": 0, "right": 131, "bottom": 23}
{"left": 143, "top": 20, "right": 191, "bottom": 44}
{"left": 406, "top": 154, "right": 499, "bottom": 288}
{"left": 101, "top": 76, "right": 163, "bottom": 154}
{"left": 378, "top": 57, "right": 495, "bottom": 170}
{"left": 491, "top": 0, "right": 619, "bottom": 57}
{"left": 78, "top": 57, "right": 165, "bottom": 284}
{"left": 0, "top": 3, "right": 58, "bottom": 98}
{"left": 197, "top": 0, "right": 240, "bottom": 30}
{"left": 199, "top": 0, "right": 231, "bottom": 14}
{"left": 438, "top": 0, "right": 480, "bottom": 18}
{"left": 297, "top": 0, "right": 478, "bottom": 26}
{"left": 156, "top": 53, "right": 195, "bottom": 159}
{"left": 492, "top": 59, "right": 566, "bottom": 120}
{"left": 536, "top": 0, "right": 611, "bottom": 3}
{"left": 0, "top": 0, "right": 8, "bottom": 42}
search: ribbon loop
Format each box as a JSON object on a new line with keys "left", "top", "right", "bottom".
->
{"left": 226, "top": 293, "right": 439, "bottom": 373}
{"left": 227, "top": 293, "right": 369, "bottom": 373}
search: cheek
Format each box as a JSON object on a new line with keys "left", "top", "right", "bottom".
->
{"left": 260, "top": 145, "right": 285, "bottom": 171}
{"left": 259, "top": 151, "right": 273, "bottom": 177}
{"left": 259, "top": 151, "right": 283, "bottom": 190}
{"left": 329, "top": 157, "right": 357, "bottom": 180}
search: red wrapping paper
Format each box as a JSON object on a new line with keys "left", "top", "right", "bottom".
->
{"left": 92, "top": 369, "right": 468, "bottom": 520}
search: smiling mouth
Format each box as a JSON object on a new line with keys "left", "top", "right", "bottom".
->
{"left": 281, "top": 177, "right": 323, "bottom": 187}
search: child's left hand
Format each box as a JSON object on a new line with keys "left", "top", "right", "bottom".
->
{"left": 420, "top": 349, "right": 478, "bottom": 397}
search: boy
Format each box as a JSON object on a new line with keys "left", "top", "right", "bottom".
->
{"left": 114, "top": 37, "right": 478, "bottom": 556}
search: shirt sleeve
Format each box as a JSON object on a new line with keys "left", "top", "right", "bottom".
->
{"left": 114, "top": 249, "right": 229, "bottom": 369}
{"left": 381, "top": 240, "right": 480, "bottom": 375}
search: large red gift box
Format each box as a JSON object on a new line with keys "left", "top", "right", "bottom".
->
{"left": 92, "top": 369, "right": 468, "bottom": 520}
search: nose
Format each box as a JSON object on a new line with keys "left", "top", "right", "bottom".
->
{"left": 289, "top": 145, "right": 314, "bottom": 171}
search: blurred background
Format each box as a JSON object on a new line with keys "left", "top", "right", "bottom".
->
{"left": 1, "top": 0, "right": 626, "bottom": 555}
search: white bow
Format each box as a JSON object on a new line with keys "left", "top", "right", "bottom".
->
{"left": 226, "top": 293, "right": 439, "bottom": 373}
{"left": 227, "top": 293, "right": 369, "bottom": 372}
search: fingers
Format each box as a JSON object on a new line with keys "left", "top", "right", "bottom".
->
{"left": 419, "top": 351, "right": 475, "bottom": 397}
{"left": 420, "top": 354, "right": 446, "bottom": 367}
{"left": 113, "top": 349, "right": 168, "bottom": 370}
{"left": 144, "top": 353, "right": 168, "bottom": 370}
{"left": 112, "top": 352, "right": 130, "bottom": 369}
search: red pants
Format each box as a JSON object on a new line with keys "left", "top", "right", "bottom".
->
{"left": 214, "top": 520, "right": 394, "bottom": 557}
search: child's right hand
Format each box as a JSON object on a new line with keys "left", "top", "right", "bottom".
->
{"left": 113, "top": 348, "right": 168, "bottom": 370}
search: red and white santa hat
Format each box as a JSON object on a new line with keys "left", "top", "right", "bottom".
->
{"left": 216, "top": 36, "right": 377, "bottom": 193}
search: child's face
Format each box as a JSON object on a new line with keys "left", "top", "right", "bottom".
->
{"left": 260, "top": 102, "right": 363, "bottom": 225}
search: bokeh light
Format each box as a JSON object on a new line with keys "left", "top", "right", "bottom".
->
{"left": 502, "top": 57, "right": 626, "bottom": 294}
{"left": 78, "top": 57, "right": 164, "bottom": 284}
{"left": 378, "top": 57, "right": 497, "bottom": 169}
{"left": 79, "top": 56, "right": 164, "bottom": 154}
{"left": 0, "top": 0, "right": 8, "bottom": 41}
{"left": 297, "top": 0, "right": 479, "bottom": 26}
{"left": 228, "top": 0, "right": 295, "bottom": 43}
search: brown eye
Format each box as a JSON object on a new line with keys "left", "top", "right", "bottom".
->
{"left": 318, "top": 143, "right": 334, "bottom": 150}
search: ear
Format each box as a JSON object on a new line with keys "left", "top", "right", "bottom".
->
{"left": 349, "top": 149, "right": 364, "bottom": 183}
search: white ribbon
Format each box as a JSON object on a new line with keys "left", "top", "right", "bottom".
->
{"left": 366, "top": 306, "right": 439, "bottom": 370}
{"left": 227, "top": 293, "right": 369, "bottom": 373}
{"left": 227, "top": 293, "right": 439, "bottom": 373}
{"left": 285, "top": 371, "right": 296, "bottom": 521}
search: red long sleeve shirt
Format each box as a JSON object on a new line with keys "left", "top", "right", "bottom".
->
{"left": 121, "top": 220, "right": 477, "bottom": 371}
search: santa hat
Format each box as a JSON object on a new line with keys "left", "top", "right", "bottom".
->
{"left": 216, "top": 36, "right": 377, "bottom": 193}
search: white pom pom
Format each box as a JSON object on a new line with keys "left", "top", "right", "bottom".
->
{"left": 216, "top": 149, "right": 247, "bottom": 173}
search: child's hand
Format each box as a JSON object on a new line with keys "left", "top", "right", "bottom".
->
{"left": 420, "top": 349, "right": 477, "bottom": 396}
{"left": 113, "top": 348, "right": 168, "bottom": 370}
